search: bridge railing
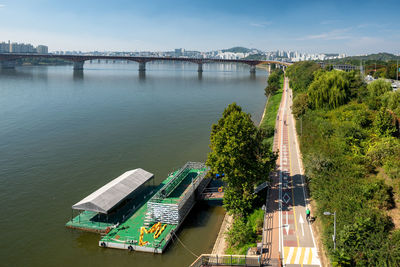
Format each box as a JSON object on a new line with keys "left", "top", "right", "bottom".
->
{"left": 190, "top": 254, "right": 261, "bottom": 267}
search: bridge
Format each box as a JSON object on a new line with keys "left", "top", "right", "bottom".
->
{"left": 200, "top": 187, "right": 224, "bottom": 201}
{"left": 0, "top": 53, "right": 291, "bottom": 73}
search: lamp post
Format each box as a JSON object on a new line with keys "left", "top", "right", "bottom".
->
{"left": 323, "top": 211, "right": 336, "bottom": 250}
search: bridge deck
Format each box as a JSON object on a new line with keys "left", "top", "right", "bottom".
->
{"left": 0, "top": 52, "right": 291, "bottom": 66}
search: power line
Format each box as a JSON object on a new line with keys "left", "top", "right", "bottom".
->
{"left": 172, "top": 232, "right": 199, "bottom": 258}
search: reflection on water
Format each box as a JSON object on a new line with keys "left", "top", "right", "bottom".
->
{"left": 0, "top": 62, "right": 268, "bottom": 267}
{"left": 139, "top": 70, "right": 146, "bottom": 81}
{"left": 73, "top": 70, "right": 84, "bottom": 80}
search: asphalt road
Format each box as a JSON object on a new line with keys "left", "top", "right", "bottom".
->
{"left": 263, "top": 77, "right": 321, "bottom": 267}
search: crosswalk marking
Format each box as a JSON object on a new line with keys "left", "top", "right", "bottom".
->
{"left": 291, "top": 247, "right": 298, "bottom": 264}
{"left": 284, "top": 247, "right": 321, "bottom": 265}
{"left": 297, "top": 247, "right": 305, "bottom": 264}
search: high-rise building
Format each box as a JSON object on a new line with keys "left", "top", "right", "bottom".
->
{"left": 0, "top": 41, "right": 49, "bottom": 54}
{"left": 36, "top": 45, "right": 48, "bottom": 54}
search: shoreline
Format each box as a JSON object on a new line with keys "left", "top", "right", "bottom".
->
{"left": 211, "top": 213, "right": 233, "bottom": 254}
{"left": 210, "top": 68, "right": 273, "bottom": 256}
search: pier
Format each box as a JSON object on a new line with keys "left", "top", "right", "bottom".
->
{"left": 67, "top": 162, "right": 210, "bottom": 253}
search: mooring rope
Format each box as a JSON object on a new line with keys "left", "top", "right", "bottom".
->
{"left": 172, "top": 232, "right": 199, "bottom": 258}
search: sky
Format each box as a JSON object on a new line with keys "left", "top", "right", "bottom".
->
{"left": 0, "top": 0, "right": 399, "bottom": 55}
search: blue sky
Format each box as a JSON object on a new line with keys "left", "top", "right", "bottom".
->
{"left": 0, "top": 0, "right": 399, "bottom": 55}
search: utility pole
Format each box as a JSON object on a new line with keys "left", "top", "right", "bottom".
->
{"left": 360, "top": 59, "right": 364, "bottom": 77}
{"left": 397, "top": 59, "right": 398, "bottom": 81}
{"left": 333, "top": 212, "right": 336, "bottom": 250}
{"left": 324, "top": 211, "right": 337, "bottom": 250}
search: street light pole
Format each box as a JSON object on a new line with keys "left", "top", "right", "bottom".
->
{"left": 324, "top": 211, "right": 337, "bottom": 250}
{"left": 333, "top": 212, "right": 336, "bottom": 250}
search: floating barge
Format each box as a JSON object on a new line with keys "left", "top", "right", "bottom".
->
{"left": 66, "top": 162, "right": 209, "bottom": 253}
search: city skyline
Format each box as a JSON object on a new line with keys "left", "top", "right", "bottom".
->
{"left": 0, "top": 0, "right": 399, "bottom": 55}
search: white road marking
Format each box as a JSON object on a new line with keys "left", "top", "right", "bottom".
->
{"left": 299, "top": 214, "right": 305, "bottom": 236}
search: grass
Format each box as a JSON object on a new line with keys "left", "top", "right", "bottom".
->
{"left": 259, "top": 76, "right": 284, "bottom": 146}
{"left": 225, "top": 208, "right": 264, "bottom": 255}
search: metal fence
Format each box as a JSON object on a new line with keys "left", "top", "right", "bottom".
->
{"left": 190, "top": 254, "right": 261, "bottom": 267}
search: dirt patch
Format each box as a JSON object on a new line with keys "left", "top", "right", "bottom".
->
{"left": 378, "top": 168, "right": 400, "bottom": 229}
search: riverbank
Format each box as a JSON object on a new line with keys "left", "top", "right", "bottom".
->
{"left": 209, "top": 71, "right": 284, "bottom": 256}
{"left": 259, "top": 75, "right": 284, "bottom": 145}
{"left": 211, "top": 213, "right": 233, "bottom": 254}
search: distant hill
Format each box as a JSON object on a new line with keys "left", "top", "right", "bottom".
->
{"left": 346, "top": 53, "right": 399, "bottom": 61}
{"left": 244, "top": 53, "right": 265, "bottom": 60}
{"left": 221, "top": 47, "right": 257, "bottom": 53}
{"left": 324, "top": 53, "right": 400, "bottom": 64}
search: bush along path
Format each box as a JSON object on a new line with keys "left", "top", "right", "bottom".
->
{"left": 286, "top": 61, "right": 400, "bottom": 266}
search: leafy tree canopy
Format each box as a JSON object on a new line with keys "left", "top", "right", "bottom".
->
{"left": 307, "top": 70, "right": 351, "bottom": 109}
{"left": 206, "top": 103, "right": 276, "bottom": 216}
{"left": 374, "top": 107, "right": 396, "bottom": 137}
{"left": 285, "top": 61, "right": 320, "bottom": 93}
{"left": 367, "top": 79, "right": 392, "bottom": 98}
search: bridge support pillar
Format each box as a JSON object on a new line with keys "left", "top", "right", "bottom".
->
{"left": 73, "top": 61, "right": 85, "bottom": 70}
{"left": 268, "top": 64, "right": 271, "bottom": 73}
{"left": 0, "top": 60, "right": 16, "bottom": 69}
{"left": 198, "top": 63, "right": 203, "bottom": 73}
{"left": 250, "top": 65, "right": 256, "bottom": 74}
{"left": 139, "top": 62, "right": 146, "bottom": 72}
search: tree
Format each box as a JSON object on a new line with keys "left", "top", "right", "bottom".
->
{"left": 292, "top": 93, "right": 309, "bottom": 118}
{"left": 307, "top": 70, "right": 351, "bottom": 109}
{"left": 374, "top": 107, "right": 396, "bottom": 137}
{"left": 285, "top": 61, "right": 320, "bottom": 93}
{"left": 368, "top": 79, "right": 392, "bottom": 98}
{"left": 206, "top": 103, "right": 276, "bottom": 215}
{"left": 382, "top": 91, "right": 400, "bottom": 117}
{"left": 264, "top": 69, "right": 283, "bottom": 96}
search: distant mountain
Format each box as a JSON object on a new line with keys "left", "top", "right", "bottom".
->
{"left": 324, "top": 53, "right": 399, "bottom": 64}
{"left": 346, "top": 53, "right": 399, "bottom": 61}
{"left": 221, "top": 47, "right": 258, "bottom": 53}
{"left": 244, "top": 53, "right": 265, "bottom": 60}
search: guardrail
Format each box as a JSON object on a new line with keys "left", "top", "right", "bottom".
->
{"left": 190, "top": 254, "right": 261, "bottom": 267}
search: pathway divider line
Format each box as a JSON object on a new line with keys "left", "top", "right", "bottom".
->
{"left": 288, "top": 84, "right": 318, "bottom": 249}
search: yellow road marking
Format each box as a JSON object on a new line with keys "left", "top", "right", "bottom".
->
{"left": 299, "top": 247, "right": 306, "bottom": 266}
{"left": 290, "top": 247, "right": 298, "bottom": 264}
{"left": 308, "top": 247, "right": 313, "bottom": 265}
{"left": 284, "top": 246, "right": 290, "bottom": 259}
{"left": 287, "top": 99, "right": 300, "bottom": 247}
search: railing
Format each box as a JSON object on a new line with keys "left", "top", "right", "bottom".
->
{"left": 151, "top": 162, "right": 207, "bottom": 203}
{"left": 190, "top": 254, "right": 261, "bottom": 267}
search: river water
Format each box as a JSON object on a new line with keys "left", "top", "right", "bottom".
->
{"left": 0, "top": 62, "right": 268, "bottom": 267}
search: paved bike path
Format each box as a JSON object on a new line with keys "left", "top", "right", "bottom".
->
{"left": 263, "top": 77, "right": 321, "bottom": 267}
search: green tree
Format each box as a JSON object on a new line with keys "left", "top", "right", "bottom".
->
{"left": 307, "top": 70, "right": 351, "bottom": 109}
{"left": 265, "top": 69, "right": 283, "bottom": 96}
{"left": 292, "top": 93, "right": 309, "bottom": 118}
{"left": 368, "top": 79, "right": 392, "bottom": 98}
{"left": 382, "top": 91, "right": 400, "bottom": 117}
{"left": 374, "top": 107, "right": 396, "bottom": 137}
{"left": 206, "top": 103, "right": 276, "bottom": 215}
{"left": 285, "top": 61, "right": 320, "bottom": 93}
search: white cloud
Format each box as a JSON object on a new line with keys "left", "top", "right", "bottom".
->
{"left": 250, "top": 21, "right": 272, "bottom": 28}
{"left": 320, "top": 20, "right": 341, "bottom": 25}
{"left": 0, "top": 4, "right": 5, "bottom": 8}
{"left": 298, "top": 28, "right": 353, "bottom": 41}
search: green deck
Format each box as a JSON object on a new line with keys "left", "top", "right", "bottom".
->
{"left": 99, "top": 166, "right": 207, "bottom": 252}
{"left": 66, "top": 185, "right": 157, "bottom": 232}
{"left": 66, "top": 210, "right": 114, "bottom": 232}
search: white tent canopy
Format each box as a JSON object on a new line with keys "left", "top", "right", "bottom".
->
{"left": 72, "top": 168, "right": 154, "bottom": 214}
